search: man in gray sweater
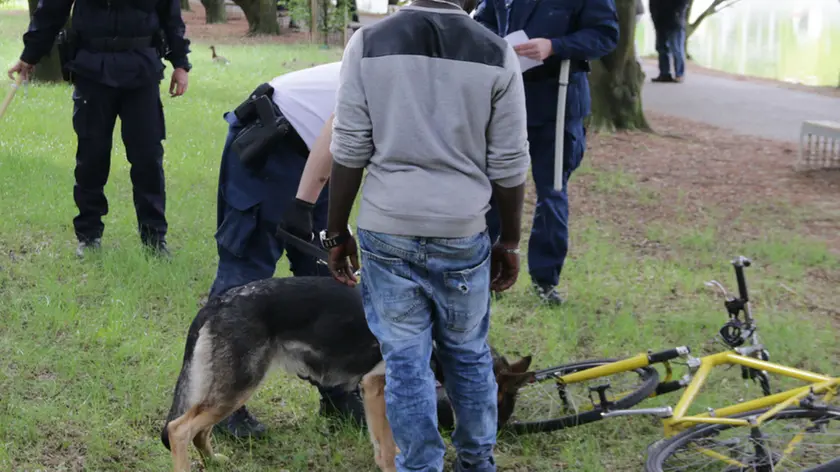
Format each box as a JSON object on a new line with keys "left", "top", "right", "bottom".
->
{"left": 322, "top": 0, "right": 530, "bottom": 470}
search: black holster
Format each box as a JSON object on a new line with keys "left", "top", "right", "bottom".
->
{"left": 56, "top": 29, "right": 78, "bottom": 83}
{"left": 231, "top": 83, "right": 292, "bottom": 171}
{"left": 152, "top": 29, "right": 169, "bottom": 59}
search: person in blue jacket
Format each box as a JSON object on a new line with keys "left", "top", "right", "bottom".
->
{"left": 474, "top": 0, "right": 619, "bottom": 305}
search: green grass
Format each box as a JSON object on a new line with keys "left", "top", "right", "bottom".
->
{"left": 2, "top": 10, "right": 840, "bottom": 472}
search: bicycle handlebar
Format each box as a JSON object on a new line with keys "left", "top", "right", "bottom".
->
{"left": 732, "top": 256, "right": 751, "bottom": 302}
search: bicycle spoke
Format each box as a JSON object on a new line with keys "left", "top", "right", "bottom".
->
{"left": 511, "top": 369, "right": 649, "bottom": 423}
{"left": 657, "top": 412, "right": 840, "bottom": 471}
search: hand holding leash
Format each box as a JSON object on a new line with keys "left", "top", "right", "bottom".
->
{"left": 327, "top": 233, "right": 360, "bottom": 287}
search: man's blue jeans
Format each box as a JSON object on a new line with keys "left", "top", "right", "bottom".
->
{"left": 357, "top": 228, "right": 497, "bottom": 472}
{"left": 655, "top": 26, "right": 686, "bottom": 78}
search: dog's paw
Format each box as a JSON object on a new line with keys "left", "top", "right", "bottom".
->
{"left": 212, "top": 453, "right": 229, "bottom": 462}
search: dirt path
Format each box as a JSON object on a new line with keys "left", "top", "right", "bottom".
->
{"left": 571, "top": 111, "right": 840, "bottom": 255}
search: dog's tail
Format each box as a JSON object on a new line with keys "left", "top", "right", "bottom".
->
{"left": 160, "top": 304, "right": 213, "bottom": 451}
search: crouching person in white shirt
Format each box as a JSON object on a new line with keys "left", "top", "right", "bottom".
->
{"left": 205, "top": 62, "right": 367, "bottom": 438}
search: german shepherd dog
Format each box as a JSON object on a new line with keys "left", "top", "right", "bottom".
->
{"left": 160, "top": 276, "right": 535, "bottom": 472}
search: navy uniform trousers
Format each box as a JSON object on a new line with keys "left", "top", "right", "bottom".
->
{"left": 485, "top": 115, "right": 586, "bottom": 288}
{"left": 71, "top": 73, "right": 168, "bottom": 244}
{"left": 20, "top": 0, "right": 190, "bottom": 245}
{"left": 207, "top": 111, "right": 348, "bottom": 401}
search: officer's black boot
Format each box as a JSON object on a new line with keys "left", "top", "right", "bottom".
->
{"left": 318, "top": 386, "right": 366, "bottom": 426}
{"left": 533, "top": 282, "right": 564, "bottom": 306}
{"left": 142, "top": 238, "right": 171, "bottom": 259}
{"left": 140, "top": 227, "right": 171, "bottom": 259}
{"left": 218, "top": 405, "right": 267, "bottom": 439}
{"left": 75, "top": 237, "right": 102, "bottom": 258}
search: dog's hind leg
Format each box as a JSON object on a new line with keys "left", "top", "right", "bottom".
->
{"left": 361, "top": 361, "right": 397, "bottom": 472}
{"left": 193, "top": 425, "right": 229, "bottom": 467}
{"left": 166, "top": 406, "right": 200, "bottom": 472}
{"left": 167, "top": 403, "right": 241, "bottom": 472}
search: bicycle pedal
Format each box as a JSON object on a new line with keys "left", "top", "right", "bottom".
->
{"left": 588, "top": 383, "right": 613, "bottom": 408}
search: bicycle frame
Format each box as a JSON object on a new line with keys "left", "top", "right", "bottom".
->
{"left": 555, "top": 348, "right": 840, "bottom": 435}
{"left": 549, "top": 256, "right": 840, "bottom": 438}
{"left": 662, "top": 350, "right": 839, "bottom": 436}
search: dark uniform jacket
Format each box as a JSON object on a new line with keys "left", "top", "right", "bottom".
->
{"left": 20, "top": 0, "right": 191, "bottom": 88}
{"left": 473, "top": 0, "right": 619, "bottom": 126}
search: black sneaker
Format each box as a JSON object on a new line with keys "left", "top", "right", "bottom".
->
{"left": 75, "top": 238, "right": 101, "bottom": 258}
{"left": 218, "top": 405, "right": 267, "bottom": 439}
{"left": 652, "top": 74, "right": 675, "bottom": 83}
{"left": 319, "top": 390, "right": 366, "bottom": 427}
{"left": 533, "top": 283, "right": 564, "bottom": 306}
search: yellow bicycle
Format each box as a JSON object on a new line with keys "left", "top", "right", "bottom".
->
{"left": 505, "top": 256, "right": 840, "bottom": 471}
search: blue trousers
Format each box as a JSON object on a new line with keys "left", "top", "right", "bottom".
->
{"left": 655, "top": 26, "right": 686, "bottom": 78}
{"left": 486, "top": 119, "right": 585, "bottom": 287}
{"left": 208, "top": 115, "right": 348, "bottom": 401}
{"left": 358, "top": 228, "right": 497, "bottom": 472}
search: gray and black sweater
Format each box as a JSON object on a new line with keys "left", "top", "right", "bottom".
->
{"left": 330, "top": 3, "right": 530, "bottom": 239}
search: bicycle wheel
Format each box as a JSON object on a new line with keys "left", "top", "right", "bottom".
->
{"left": 645, "top": 407, "right": 840, "bottom": 471}
{"left": 505, "top": 358, "right": 660, "bottom": 435}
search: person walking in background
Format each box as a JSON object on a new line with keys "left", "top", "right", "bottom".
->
{"left": 7, "top": 0, "right": 192, "bottom": 258}
{"left": 474, "top": 0, "right": 619, "bottom": 305}
{"left": 650, "top": 0, "right": 690, "bottom": 83}
{"left": 323, "top": 0, "right": 530, "bottom": 469}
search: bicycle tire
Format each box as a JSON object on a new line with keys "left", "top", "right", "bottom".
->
{"left": 644, "top": 406, "right": 840, "bottom": 472}
{"left": 506, "top": 358, "right": 660, "bottom": 435}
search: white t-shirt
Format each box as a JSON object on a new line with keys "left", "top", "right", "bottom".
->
{"left": 269, "top": 61, "right": 341, "bottom": 151}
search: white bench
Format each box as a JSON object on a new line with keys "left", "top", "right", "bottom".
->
{"left": 797, "top": 120, "right": 840, "bottom": 171}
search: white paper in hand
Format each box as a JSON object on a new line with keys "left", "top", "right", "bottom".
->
{"left": 504, "top": 30, "right": 543, "bottom": 73}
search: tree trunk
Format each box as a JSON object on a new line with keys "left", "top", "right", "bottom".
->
{"left": 233, "top": 0, "right": 280, "bottom": 35}
{"left": 588, "top": 0, "right": 650, "bottom": 132}
{"left": 202, "top": 0, "right": 227, "bottom": 23}
{"left": 181, "top": 0, "right": 191, "bottom": 12}
{"left": 27, "top": 0, "right": 65, "bottom": 83}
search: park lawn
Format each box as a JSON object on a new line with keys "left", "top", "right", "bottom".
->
{"left": 2, "top": 9, "right": 840, "bottom": 472}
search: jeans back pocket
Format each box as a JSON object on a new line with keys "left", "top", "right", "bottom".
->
{"left": 442, "top": 252, "right": 492, "bottom": 333}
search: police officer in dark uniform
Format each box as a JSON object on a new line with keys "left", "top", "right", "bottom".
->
{"left": 474, "top": 0, "right": 618, "bottom": 305}
{"left": 8, "top": 0, "right": 192, "bottom": 258}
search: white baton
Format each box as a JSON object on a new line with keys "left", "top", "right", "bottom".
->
{"left": 553, "top": 60, "right": 571, "bottom": 192}
{"left": 0, "top": 74, "right": 24, "bottom": 122}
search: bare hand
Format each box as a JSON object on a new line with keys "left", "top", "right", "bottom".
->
{"left": 490, "top": 242, "right": 520, "bottom": 292}
{"left": 7, "top": 60, "right": 34, "bottom": 81}
{"left": 513, "top": 38, "right": 553, "bottom": 61}
{"left": 328, "top": 234, "right": 360, "bottom": 287}
{"left": 169, "top": 67, "right": 188, "bottom": 97}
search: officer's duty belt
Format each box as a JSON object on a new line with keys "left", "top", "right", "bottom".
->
{"left": 231, "top": 84, "right": 310, "bottom": 170}
{"left": 80, "top": 36, "right": 155, "bottom": 52}
{"left": 523, "top": 59, "right": 590, "bottom": 82}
